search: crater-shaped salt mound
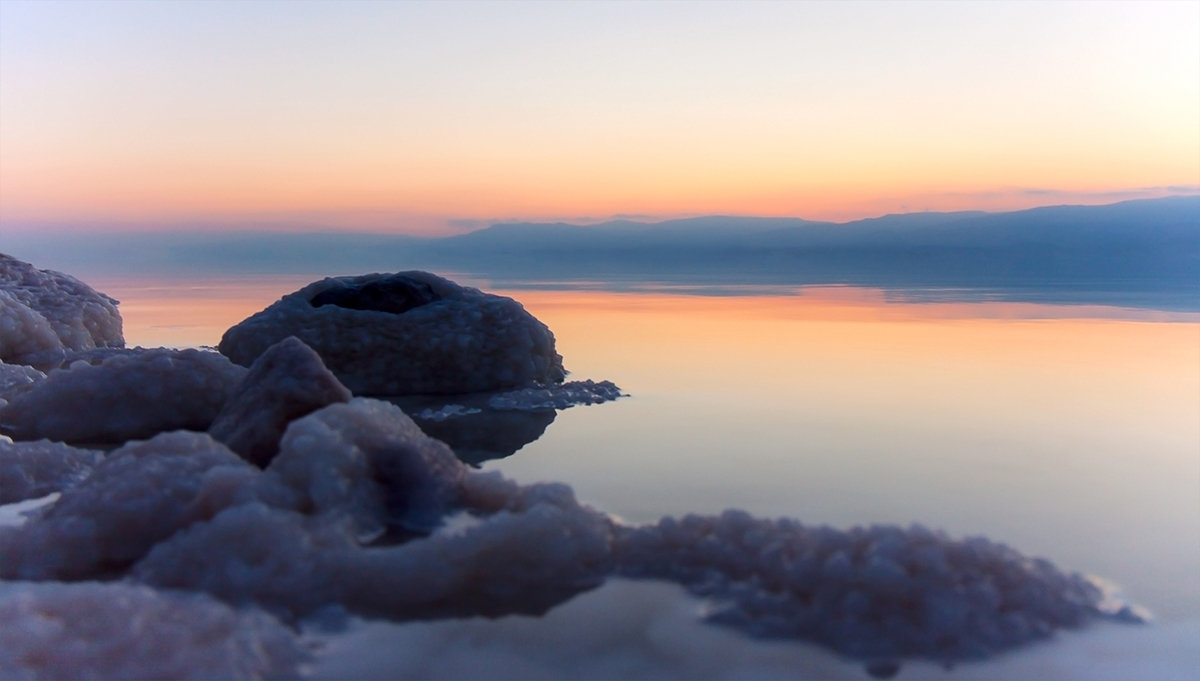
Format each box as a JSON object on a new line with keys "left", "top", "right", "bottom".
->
{"left": 0, "top": 437, "right": 103, "bottom": 504}
{"left": 218, "top": 271, "right": 565, "bottom": 395}
{"left": 0, "top": 254, "right": 123, "bottom": 369}
{"left": 616, "top": 511, "right": 1148, "bottom": 675}
{"left": 0, "top": 580, "right": 307, "bottom": 681}
{"left": 0, "top": 348, "right": 246, "bottom": 443}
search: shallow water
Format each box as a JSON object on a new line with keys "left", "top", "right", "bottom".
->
{"left": 78, "top": 275, "right": 1200, "bottom": 677}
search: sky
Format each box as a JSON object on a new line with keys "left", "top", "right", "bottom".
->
{"left": 1, "top": 0, "right": 1197, "bottom": 236}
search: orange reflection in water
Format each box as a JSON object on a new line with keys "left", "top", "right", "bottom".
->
{"left": 89, "top": 275, "right": 320, "bottom": 349}
{"left": 502, "top": 287, "right": 1199, "bottom": 391}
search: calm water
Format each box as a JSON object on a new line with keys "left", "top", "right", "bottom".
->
{"left": 91, "top": 274, "right": 1200, "bottom": 678}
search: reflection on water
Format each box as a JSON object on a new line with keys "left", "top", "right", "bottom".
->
{"left": 95, "top": 276, "right": 1200, "bottom": 630}
{"left": 388, "top": 393, "right": 558, "bottom": 466}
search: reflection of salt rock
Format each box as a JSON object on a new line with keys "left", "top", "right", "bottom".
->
{"left": 410, "top": 407, "right": 556, "bottom": 467}
{"left": 210, "top": 336, "right": 352, "bottom": 467}
{"left": 0, "top": 348, "right": 246, "bottom": 443}
{"left": 268, "top": 398, "right": 465, "bottom": 538}
{"left": 0, "top": 254, "right": 123, "bottom": 369}
{"left": 616, "top": 511, "right": 1145, "bottom": 675}
{"left": 0, "top": 437, "right": 103, "bottom": 504}
{"left": 0, "top": 581, "right": 306, "bottom": 681}
{"left": 0, "top": 431, "right": 259, "bottom": 580}
{"left": 218, "top": 271, "right": 565, "bottom": 395}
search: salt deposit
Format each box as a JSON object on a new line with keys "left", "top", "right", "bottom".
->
{"left": 615, "top": 511, "right": 1147, "bottom": 675}
{"left": 268, "top": 398, "right": 465, "bottom": 538}
{"left": 0, "top": 431, "right": 258, "bottom": 580}
{"left": 0, "top": 348, "right": 246, "bottom": 443}
{"left": 0, "top": 361, "right": 44, "bottom": 402}
{"left": 210, "top": 336, "right": 352, "bottom": 467}
{"left": 487, "top": 379, "right": 626, "bottom": 410}
{"left": 0, "top": 254, "right": 123, "bottom": 370}
{"left": 218, "top": 271, "right": 565, "bottom": 395}
{"left": 0, "top": 437, "right": 102, "bottom": 504}
{"left": 0, "top": 580, "right": 307, "bottom": 681}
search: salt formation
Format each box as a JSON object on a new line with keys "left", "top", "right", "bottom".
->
{"left": 133, "top": 399, "right": 610, "bottom": 621}
{"left": 0, "top": 431, "right": 260, "bottom": 581}
{"left": 0, "top": 254, "right": 123, "bottom": 369}
{"left": 218, "top": 271, "right": 565, "bottom": 395}
{"left": 0, "top": 348, "right": 246, "bottom": 443}
{"left": 209, "top": 336, "right": 352, "bottom": 467}
{"left": 0, "top": 437, "right": 102, "bottom": 504}
{"left": 488, "top": 379, "right": 625, "bottom": 410}
{"left": 0, "top": 361, "right": 44, "bottom": 409}
{"left": 268, "top": 398, "right": 465, "bottom": 538}
{"left": 0, "top": 581, "right": 307, "bottom": 680}
{"left": 615, "top": 511, "right": 1147, "bottom": 676}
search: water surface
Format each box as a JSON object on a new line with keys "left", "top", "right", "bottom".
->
{"left": 91, "top": 275, "right": 1200, "bottom": 677}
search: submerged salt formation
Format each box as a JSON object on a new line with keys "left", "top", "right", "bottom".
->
{"left": 0, "top": 437, "right": 103, "bottom": 504}
{"left": 0, "top": 581, "right": 307, "bottom": 680}
{"left": 218, "top": 271, "right": 565, "bottom": 395}
{"left": 209, "top": 336, "right": 352, "bottom": 467}
{"left": 615, "top": 512, "right": 1147, "bottom": 676}
{"left": 487, "top": 379, "right": 625, "bottom": 410}
{"left": 0, "top": 348, "right": 246, "bottom": 443}
{"left": 0, "top": 254, "right": 123, "bottom": 370}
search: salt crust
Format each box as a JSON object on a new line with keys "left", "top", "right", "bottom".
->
{"left": 0, "top": 348, "right": 246, "bottom": 443}
{"left": 209, "top": 336, "right": 352, "bottom": 467}
{"left": 0, "top": 580, "right": 307, "bottom": 680}
{"left": 218, "top": 271, "right": 565, "bottom": 395}
{"left": 0, "top": 362, "right": 45, "bottom": 410}
{"left": 0, "top": 254, "right": 123, "bottom": 369}
{"left": 0, "top": 438, "right": 102, "bottom": 504}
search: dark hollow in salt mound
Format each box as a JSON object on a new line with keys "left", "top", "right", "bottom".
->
{"left": 309, "top": 276, "right": 440, "bottom": 315}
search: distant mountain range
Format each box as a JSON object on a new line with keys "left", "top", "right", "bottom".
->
{"left": 3, "top": 196, "right": 1198, "bottom": 309}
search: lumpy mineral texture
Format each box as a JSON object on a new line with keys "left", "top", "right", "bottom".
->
{"left": 0, "top": 580, "right": 307, "bottom": 681}
{"left": 0, "top": 348, "right": 246, "bottom": 444}
{"left": 0, "top": 254, "right": 124, "bottom": 370}
{"left": 218, "top": 271, "right": 565, "bottom": 395}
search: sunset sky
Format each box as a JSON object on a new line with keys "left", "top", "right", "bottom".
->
{"left": 1, "top": 0, "right": 1197, "bottom": 235}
